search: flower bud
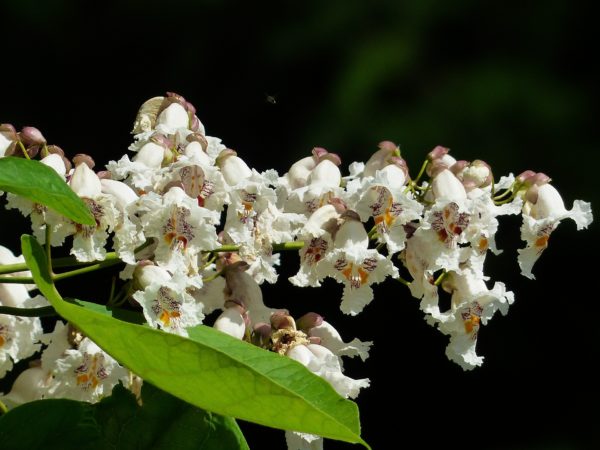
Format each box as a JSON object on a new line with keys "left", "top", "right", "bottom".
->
{"left": 70, "top": 162, "right": 102, "bottom": 198}
{"left": 216, "top": 149, "right": 252, "bottom": 186}
{"left": 252, "top": 322, "right": 272, "bottom": 347}
{"left": 270, "top": 311, "right": 296, "bottom": 330}
{"left": 427, "top": 146, "right": 456, "bottom": 176}
{"left": 213, "top": 307, "right": 246, "bottom": 340}
{"left": 40, "top": 153, "right": 67, "bottom": 178}
{"left": 72, "top": 153, "right": 95, "bottom": 169}
{"left": 308, "top": 159, "right": 341, "bottom": 187}
{"left": 19, "top": 126, "right": 46, "bottom": 146}
{"left": 379, "top": 163, "right": 408, "bottom": 189}
{"left": 183, "top": 141, "right": 211, "bottom": 166}
{"left": 133, "top": 263, "right": 171, "bottom": 291}
{"left": 453, "top": 159, "right": 493, "bottom": 191}
{"left": 363, "top": 141, "right": 400, "bottom": 177}
{"left": 157, "top": 103, "right": 189, "bottom": 129}
{"left": 296, "top": 312, "right": 324, "bottom": 332}
{"left": 134, "top": 142, "right": 166, "bottom": 169}
{"left": 432, "top": 169, "right": 467, "bottom": 202}
{"left": 186, "top": 132, "right": 208, "bottom": 151}
{"left": 516, "top": 170, "right": 537, "bottom": 186}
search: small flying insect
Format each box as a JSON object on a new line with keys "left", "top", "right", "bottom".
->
{"left": 264, "top": 93, "right": 278, "bottom": 105}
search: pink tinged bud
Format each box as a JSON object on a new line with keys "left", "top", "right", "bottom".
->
{"left": 428, "top": 145, "right": 450, "bottom": 161}
{"left": 334, "top": 213, "right": 368, "bottom": 248}
{"left": 307, "top": 159, "right": 341, "bottom": 187}
{"left": 214, "top": 307, "right": 246, "bottom": 340}
{"left": 516, "top": 170, "right": 537, "bottom": 185}
{"left": 186, "top": 133, "right": 208, "bottom": 151}
{"left": 46, "top": 144, "right": 65, "bottom": 157}
{"left": 308, "top": 336, "right": 322, "bottom": 345}
{"left": 184, "top": 141, "right": 211, "bottom": 166}
{"left": 70, "top": 162, "right": 102, "bottom": 198}
{"left": 286, "top": 345, "right": 314, "bottom": 366}
{"left": 72, "top": 153, "right": 95, "bottom": 169}
{"left": 190, "top": 115, "right": 205, "bottom": 134}
{"left": 296, "top": 312, "right": 324, "bottom": 332}
{"left": 432, "top": 169, "right": 467, "bottom": 202}
{"left": 311, "top": 147, "right": 329, "bottom": 161}
{"left": 134, "top": 264, "right": 171, "bottom": 290}
{"left": 363, "top": 143, "right": 398, "bottom": 177}
{"left": 100, "top": 179, "right": 138, "bottom": 209}
{"left": 96, "top": 170, "right": 112, "bottom": 180}
{"left": 270, "top": 311, "right": 297, "bottom": 330}
{"left": 19, "top": 126, "right": 46, "bottom": 146}
{"left": 134, "top": 142, "right": 166, "bottom": 169}
{"left": 533, "top": 172, "right": 551, "bottom": 186}
{"left": 287, "top": 156, "right": 317, "bottom": 189}
{"left": 216, "top": 149, "right": 252, "bottom": 186}
{"left": 378, "top": 140, "right": 399, "bottom": 152}
{"left": 0, "top": 123, "right": 17, "bottom": 138}
{"left": 1, "top": 367, "right": 47, "bottom": 407}
{"left": 157, "top": 103, "right": 189, "bottom": 129}
{"left": 40, "top": 153, "right": 67, "bottom": 178}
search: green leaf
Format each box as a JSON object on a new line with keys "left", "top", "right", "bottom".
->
{"left": 21, "top": 234, "right": 369, "bottom": 448}
{"left": 0, "top": 156, "right": 95, "bottom": 225}
{"left": 0, "top": 383, "right": 249, "bottom": 450}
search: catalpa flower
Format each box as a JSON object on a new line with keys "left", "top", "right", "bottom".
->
{"left": 318, "top": 213, "right": 397, "bottom": 315}
{"left": 355, "top": 166, "right": 422, "bottom": 255}
{"left": 435, "top": 269, "right": 514, "bottom": 370}
{"left": 138, "top": 186, "right": 219, "bottom": 274}
{"left": 41, "top": 322, "right": 129, "bottom": 403}
{"left": 133, "top": 266, "right": 204, "bottom": 336}
{"left": 518, "top": 177, "right": 593, "bottom": 279}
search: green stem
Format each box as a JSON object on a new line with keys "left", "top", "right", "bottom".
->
{"left": 206, "top": 241, "right": 305, "bottom": 253}
{"left": 434, "top": 270, "right": 447, "bottom": 286}
{"left": 0, "top": 252, "right": 122, "bottom": 276}
{"left": 17, "top": 141, "right": 30, "bottom": 160}
{"left": 45, "top": 225, "right": 52, "bottom": 273}
{"left": 367, "top": 226, "right": 379, "bottom": 240}
{"left": 394, "top": 275, "right": 412, "bottom": 286}
{"left": 53, "top": 259, "right": 124, "bottom": 281}
{"left": 0, "top": 399, "right": 7, "bottom": 415}
{"left": 412, "top": 159, "right": 429, "bottom": 185}
{"left": 0, "top": 305, "right": 57, "bottom": 317}
{"left": 0, "top": 258, "right": 123, "bottom": 284}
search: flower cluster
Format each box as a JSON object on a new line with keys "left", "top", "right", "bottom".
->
{"left": 0, "top": 93, "right": 592, "bottom": 449}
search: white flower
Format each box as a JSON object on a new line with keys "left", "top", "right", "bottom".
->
{"left": 0, "top": 313, "right": 43, "bottom": 378}
{"left": 518, "top": 183, "right": 593, "bottom": 279}
{"left": 286, "top": 344, "right": 369, "bottom": 398}
{"left": 434, "top": 270, "right": 514, "bottom": 370}
{"left": 355, "top": 168, "right": 423, "bottom": 254}
{"left": 42, "top": 338, "right": 129, "bottom": 403}
{"left": 133, "top": 270, "right": 204, "bottom": 336}
{"left": 317, "top": 217, "right": 398, "bottom": 315}
{"left": 138, "top": 187, "right": 219, "bottom": 273}
{"left": 0, "top": 366, "right": 49, "bottom": 408}
{"left": 285, "top": 431, "right": 324, "bottom": 450}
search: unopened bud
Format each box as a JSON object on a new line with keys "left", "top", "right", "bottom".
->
{"left": 516, "top": 170, "right": 537, "bottom": 185}
{"left": 270, "top": 311, "right": 296, "bottom": 330}
{"left": 214, "top": 307, "right": 246, "bottom": 340}
{"left": 72, "top": 153, "right": 95, "bottom": 169}
{"left": 296, "top": 312, "right": 324, "bottom": 332}
{"left": 132, "top": 263, "right": 170, "bottom": 291}
{"left": 40, "top": 153, "right": 67, "bottom": 177}
{"left": 157, "top": 102, "right": 189, "bottom": 129}
{"left": 20, "top": 126, "right": 46, "bottom": 146}
{"left": 70, "top": 162, "right": 101, "bottom": 198}
{"left": 216, "top": 149, "right": 252, "bottom": 185}
{"left": 252, "top": 322, "right": 272, "bottom": 347}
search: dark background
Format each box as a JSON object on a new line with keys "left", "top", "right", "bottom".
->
{"left": 1, "top": 1, "right": 599, "bottom": 449}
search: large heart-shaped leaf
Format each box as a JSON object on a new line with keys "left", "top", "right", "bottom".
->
{"left": 21, "top": 234, "right": 369, "bottom": 448}
{"left": 0, "top": 383, "right": 249, "bottom": 450}
{"left": 0, "top": 156, "right": 94, "bottom": 225}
